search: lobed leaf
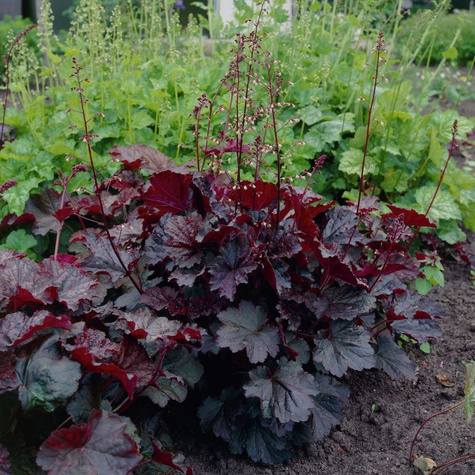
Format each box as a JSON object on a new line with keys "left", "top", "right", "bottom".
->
{"left": 16, "top": 334, "right": 82, "bottom": 412}
{"left": 373, "top": 334, "right": 416, "bottom": 380}
{"left": 313, "top": 320, "right": 375, "bottom": 378}
{"left": 37, "top": 409, "right": 142, "bottom": 475}
{"left": 216, "top": 301, "right": 280, "bottom": 364}
{"left": 244, "top": 358, "right": 318, "bottom": 423}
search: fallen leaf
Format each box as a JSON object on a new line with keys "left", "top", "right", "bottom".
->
{"left": 435, "top": 372, "right": 455, "bottom": 388}
{"left": 413, "top": 455, "right": 437, "bottom": 474}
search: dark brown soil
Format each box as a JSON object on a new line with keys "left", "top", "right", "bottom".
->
{"left": 176, "top": 101, "right": 475, "bottom": 475}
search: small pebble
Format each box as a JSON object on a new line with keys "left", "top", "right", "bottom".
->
{"left": 470, "top": 321, "right": 475, "bottom": 332}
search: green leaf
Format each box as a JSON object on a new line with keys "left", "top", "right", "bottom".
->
{"left": 414, "top": 187, "right": 462, "bottom": 221}
{"left": 0, "top": 230, "right": 37, "bottom": 256}
{"left": 464, "top": 362, "right": 475, "bottom": 424}
{"left": 436, "top": 219, "right": 466, "bottom": 245}
{"left": 16, "top": 334, "right": 82, "bottom": 412}
{"left": 216, "top": 301, "right": 280, "bottom": 364}
{"left": 422, "top": 266, "right": 444, "bottom": 287}
{"left": 419, "top": 342, "right": 430, "bottom": 354}
{"left": 295, "top": 106, "right": 323, "bottom": 126}
{"left": 415, "top": 278, "right": 433, "bottom": 296}
{"left": 339, "top": 148, "right": 379, "bottom": 176}
{"left": 442, "top": 46, "right": 458, "bottom": 60}
{"left": 313, "top": 320, "right": 375, "bottom": 377}
{"left": 131, "top": 110, "right": 155, "bottom": 129}
{"left": 244, "top": 358, "right": 318, "bottom": 423}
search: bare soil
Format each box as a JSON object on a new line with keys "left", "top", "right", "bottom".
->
{"left": 175, "top": 100, "right": 475, "bottom": 475}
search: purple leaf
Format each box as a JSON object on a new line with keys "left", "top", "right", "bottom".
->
{"left": 37, "top": 409, "right": 142, "bottom": 474}
{"left": 310, "top": 373, "right": 349, "bottom": 441}
{"left": 313, "top": 320, "right": 375, "bottom": 377}
{"left": 0, "top": 444, "right": 11, "bottom": 475}
{"left": 374, "top": 334, "right": 416, "bottom": 380}
{"left": 244, "top": 358, "right": 318, "bottom": 423}
{"left": 140, "top": 286, "right": 186, "bottom": 315}
{"left": 40, "top": 258, "right": 99, "bottom": 311}
{"left": 383, "top": 205, "right": 436, "bottom": 229}
{"left": 227, "top": 180, "right": 278, "bottom": 211}
{"left": 110, "top": 144, "right": 175, "bottom": 173}
{"left": 80, "top": 232, "right": 138, "bottom": 282}
{"left": 141, "top": 171, "right": 192, "bottom": 216}
{"left": 0, "top": 310, "right": 71, "bottom": 351}
{"left": 322, "top": 207, "right": 365, "bottom": 245}
{"left": 162, "top": 213, "right": 208, "bottom": 267}
{"left": 118, "top": 307, "right": 182, "bottom": 345}
{"left": 64, "top": 328, "right": 138, "bottom": 397}
{"left": 24, "top": 187, "right": 63, "bottom": 236}
{"left": 209, "top": 234, "right": 258, "bottom": 300}
{"left": 390, "top": 319, "right": 442, "bottom": 344}
{"left": 313, "top": 285, "right": 376, "bottom": 320}
{"left": 0, "top": 352, "right": 19, "bottom": 394}
{"left": 216, "top": 301, "right": 280, "bottom": 364}
{"left": 383, "top": 289, "right": 445, "bottom": 321}
{"left": 16, "top": 334, "right": 82, "bottom": 412}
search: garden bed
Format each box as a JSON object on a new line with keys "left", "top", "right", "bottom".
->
{"left": 177, "top": 241, "right": 475, "bottom": 474}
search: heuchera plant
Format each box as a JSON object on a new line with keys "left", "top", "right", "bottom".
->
{"left": 0, "top": 1, "right": 455, "bottom": 470}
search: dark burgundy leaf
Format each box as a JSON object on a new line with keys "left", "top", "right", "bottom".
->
{"left": 202, "top": 138, "right": 251, "bottom": 158}
{"left": 0, "top": 257, "right": 46, "bottom": 306}
{"left": 313, "top": 285, "right": 376, "bottom": 320}
{"left": 313, "top": 320, "right": 375, "bottom": 377}
{"left": 150, "top": 437, "right": 189, "bottom": 474}
{"left": 383, "top": 205, "right": 436, "bottom": 228}
{"left": 227, "top": 180, "right": 278, "bottom": 211}
{"left": 0, "top": 310, "right": 71, "bottom": 351}
{"left": 382, "top": 290, "right": 445, "bottom": 321}
{"left": 37, "top": 409, "right": 142, "bottom": 474}
{"left": 64, "top": 328, "right": 138, "bottom": 397}
{"left": 24, "top": 187, "right": 64, "bottom": 236}
{"left": 52, "top": 206, "right": 74, "bottom": 223}
{"left": 310, "top": 373, "right": 349, "bottom": 441}
{"left": 0, "top": 444, "right": 11, "bottom": 475}
{"left": 162, "top": 212, "right": 208, "bottom": 267}
{"left": 216, "top": 301, "right": 280, "bottom": 364}
{"left": 210, "top": 234, "right": 258, "bottom": 300}
{"left": 322, "top": 207, "right": 364, "bottom": 245}
{"left": 374, "top": 334, "right": 416, "bottom": 380}
{"left": 110, "top": 144, "right": 175, "bottom": 173}
{"left": 140, "top": 286, "right": 186, "bottom": 315}
{"left": 81, "top": 232, "right": 138, "bottom": 282}
{"left": 117, "top": 338, "right": 159, "bottom": 389}
{"left": 40, "top": 258, "right": 99, "bottom": 311}
{"left": 281, "top": 185, "right": 334, "bottom": 235}
{"left": 390, "top": 319, "right": 442, "bottom": 344}
{"left": 118, "top": 307, "right": 182, "bottom": 345}
{"left": 0, "top": 212, "right": 35, "bottom": 228}
{"left": 308, "top": 241, "right": 367, "bottom": 288}
{"left": 16, "top": 334, "right": 82, "bottom": 411}
{"left": 141, "top": 171, "right": 192, "bottom": 216}
{"left": 0, "top": 352, "right": 19, "bottom": 394}
{"left": 244, "top": 358, "right": 317, "bottom": 423}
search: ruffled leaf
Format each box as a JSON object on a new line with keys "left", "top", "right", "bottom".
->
{"left": 217, "top": 301, "right": 280, "bottom": 364}
{"left": 244, "top": 358, "right": 317, "bottom": 423}
{"left": 313, "top": 320, "right": 375, "bottom": 377}
{"left": 374, "top": 334, "right": 416, "bottom": 380}
{"left": 16, "top": 334, "right": 82, "bottom": 412}
{"left": 37, "top": 409, "right": 142, "bottom": 474}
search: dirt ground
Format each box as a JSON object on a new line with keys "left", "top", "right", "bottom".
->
{"left": 175, "top": 100, "right": 475, "bottom": 475}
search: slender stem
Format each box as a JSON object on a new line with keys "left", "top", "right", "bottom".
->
{"left": 405, "top": 120, "right": 458, "bottom": 250}
{"left": 431, "top": 453, "right": 475, "bottom": 474}
{"left": 409, "top": 400, "right": 464, "bottom": 466}
{"left": 72, "top": 59, "right": 143, "bottom": 295}
{"left": 356, "top": 32, "right": 385, "bottom": 214}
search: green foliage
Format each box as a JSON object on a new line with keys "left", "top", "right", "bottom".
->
{"left": 0, "top": 16, "right": 40, "bottom": 78}
{"left": 397, "top": 10, "right": 475, "bottom": 66}
{"left": 1, "top": 0, "right": 474, "bottom": 247}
